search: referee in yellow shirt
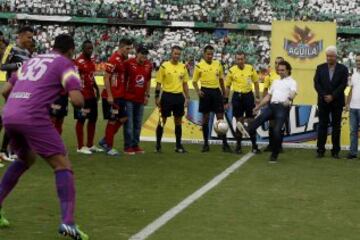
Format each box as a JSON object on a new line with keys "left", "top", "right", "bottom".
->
{"left": 224, "top": 52, "right": 260, "bottom": 154}
{"left": 155, "top": 46, "right": 190, "bottom": 153}
{"left": 193, "top": 45, "right": 232, "bottom": 152}
{"left": 263, "top": 56, "right": 285, "bottom": 152}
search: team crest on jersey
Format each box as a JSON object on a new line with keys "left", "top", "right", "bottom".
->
{"left": 284, "top": 26, "right": 323, "bottom": 59}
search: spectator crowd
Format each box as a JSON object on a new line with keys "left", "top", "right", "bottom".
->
{"left": 0, "top": 0, "right": 360, "bottom": 26}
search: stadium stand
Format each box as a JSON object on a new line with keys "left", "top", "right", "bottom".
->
{"left": 1, "top": 0, "right": 360, "bottom": 26}
{"left": 0, "top": 23, "right": 357, "bottom": 71}
{"left": 0, "top": 24, "right": 272, "bottom": 70}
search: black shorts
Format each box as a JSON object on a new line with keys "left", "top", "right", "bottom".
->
{"left": 160, "top": 92, "right": 185, "bottom": 118}
{"left": 199, "top": 87, "right": 224, "bottom": 114}
{"left": 102, "top": 97, "right": 127, "bottom": 120}
{"left": 74, "top": 98, "right": 98, "bottom": 121}
{"left": 231, "top": 91, "right": 255, "bottom": 118}
{"left": 49, "top": 95, "right": 68, "bottom": 118}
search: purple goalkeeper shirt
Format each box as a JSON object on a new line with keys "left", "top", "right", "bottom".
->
{"left": 2, "top": 52, "right": 81, "bottom": 125}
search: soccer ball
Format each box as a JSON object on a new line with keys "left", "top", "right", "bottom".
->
{"left": 214, "top": 120, "right": 228, "bottom": 135}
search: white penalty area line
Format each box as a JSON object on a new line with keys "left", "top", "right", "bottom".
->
{"left": 129, "top": 151, "right": 256, "bottom": 240}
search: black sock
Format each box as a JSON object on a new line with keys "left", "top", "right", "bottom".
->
{"left": 1, "top": 133, "right": 9, "bottom": 153}
{"left": 202, "top": 123, "right": 209, "bottom": 145}
{"left": 222, "top": 134, "right": 228, "bottom": 146}
{"left": 175, "top": 125, "right": 182, "bottom": 148}
{"left": 250, "top": 133, "right": 257, "bottom": 149}
{"left": 236, "top": 129, "right": 242, "bottom": 146}
{"left": 156, "top": 124, "right": 163, "bottom": 147}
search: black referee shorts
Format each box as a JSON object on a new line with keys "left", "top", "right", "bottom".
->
{"left": 49, "top": 95, "right": 69, "bottom": 118}
{"left": 74, "top": 97, "right": 98, "bottom": 121}
{"left": 199, "top": 87, "right": 224, "bottom": 114}
{"left": 160, "top": 92, "right": 185, "bottom": 118}
{"left": 231, "top": 91, "right": 255, "bottom": 118}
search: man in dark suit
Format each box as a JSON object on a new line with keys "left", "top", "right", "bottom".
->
{"left": 314, "top": 46, "right": 349, "bottom": 159}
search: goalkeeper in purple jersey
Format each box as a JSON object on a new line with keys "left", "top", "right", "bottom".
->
{"left": 0, "top": 34, "right": 88, "bottom": 240}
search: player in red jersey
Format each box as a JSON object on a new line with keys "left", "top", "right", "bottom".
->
{"left": 74, "top": 40, "right": 103, "bottom": 155}
{"left": 123, "top": 46, "right": 152, "bottom": 154}
{"left": 99, "top": 38, "right": 133, "bottom": 156}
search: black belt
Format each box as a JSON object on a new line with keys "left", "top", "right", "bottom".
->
{"left": 234, "top": 91, "right": 252, "bottom": 95}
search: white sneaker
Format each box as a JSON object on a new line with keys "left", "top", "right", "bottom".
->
{"left": 107, "top": 149, "right": 120, "bottom": 156}
{"left": 76, "top": 147, "right": 92, "bottom": 155}
{"left": 88, "top": 145, "right": 104, "bottom": 153}
{"left": 10, "top": 154, "right": 18, "bottom": 160}
{"left": 0, "top": 162, "right": 4, "bottom": 168}
{"left": 0, "top": 152, "right": 15, "bottom": 162}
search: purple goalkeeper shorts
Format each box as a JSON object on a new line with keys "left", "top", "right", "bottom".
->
{"left": 4, "top": 123, "right": 67, "bottom": 159}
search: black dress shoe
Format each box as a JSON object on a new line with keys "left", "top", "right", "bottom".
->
{"left": 332, "top": 153, "right": 340, "bottom": 159}
{"left": 202, "top": 144, "right": 210, "bottom": 152}
{"left": 269, "top": 154, "right": 278, "bottom": 163}
{"left": 222, "top": 144, "right": 233, "bottom": 153}
{"left": 175, "top": 145, "right": 187, "bottom": 153}
{"left": 316, "top": 152, "right": 324, "bottom": 158}
{"left": 155, "top": 145, "right": 162, "bottom": 153}
{"left": 235, "top": 144, "right": 242, "bottom": 154}
{"left": 252, "top": 147, "right": 261, "bottom": 154}
{"left": 347, "top": 154, "right": 357, "bottom": 159}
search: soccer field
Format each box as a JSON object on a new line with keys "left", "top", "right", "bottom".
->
{"left": 1, "top": 99, "right": 360, "bottom": 240}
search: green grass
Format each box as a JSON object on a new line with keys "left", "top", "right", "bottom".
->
{"left": 0, "top": 91, "right": 243, "bottom": 240}
{"left": 0, "top": 90, "right": 360, "bottom": 240}
{"left": 149, "top": 149, "right": 360, "bottom": 240}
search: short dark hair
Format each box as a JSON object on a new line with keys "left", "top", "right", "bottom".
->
{"left": 53, "top": 34, "right": 75, "bottom": 54}
{"left": 82, "top": 40, "right": 92, "bottom": 48}
{"left": 204, "top": 45, "right": 214, "bottom": 53}
{"left": 119, "top": 38, "right": 133, "bottom": 47}
{"left": 171, "top": 45, "right": 182, "bottom": 52}
{"left": 275, "top": 56, "right": 284, "bottom": 63}
{"left": 278, "top": 60, "right": 292, "bottom": 75}
{"left": 136, "top": 45, "right": 149, "bottom": 55}
{"left": 236, "top": 51, "right": 246, "bottom": 57}
{"left": 18, "top": 26, "right": 34, "bottom": 34}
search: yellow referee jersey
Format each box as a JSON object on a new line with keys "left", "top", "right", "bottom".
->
{"left": 263, "top": 69, "right": 279, "bottom": 89}
{"left": 156, "top": 61, "right": 189, "bottom": 93}
{"left": 192, "top": 59, "right": 224, "bottom": 89}
{"left": 225, "top": 64, "right": 259, "bottom": 93}
{"left": 1, "top": 44, "right": 13, "bottom": 64}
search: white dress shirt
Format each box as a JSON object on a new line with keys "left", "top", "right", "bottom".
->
{"left": 349, "top": 70, "right": 360, "bottom": 109}
{"left": 269, "top": 76, "right": 297, "bottom": 103}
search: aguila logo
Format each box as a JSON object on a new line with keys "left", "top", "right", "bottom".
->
{"left": 284, "top": 26, "right": 323, "bottom": 59}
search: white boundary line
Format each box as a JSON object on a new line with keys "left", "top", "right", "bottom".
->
{"left": 129, "top": 151, "right": 256, "bottom": 240}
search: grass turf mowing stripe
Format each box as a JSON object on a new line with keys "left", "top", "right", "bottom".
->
{"left": 129, "top": 151, "right": 256, "bottom": 240}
